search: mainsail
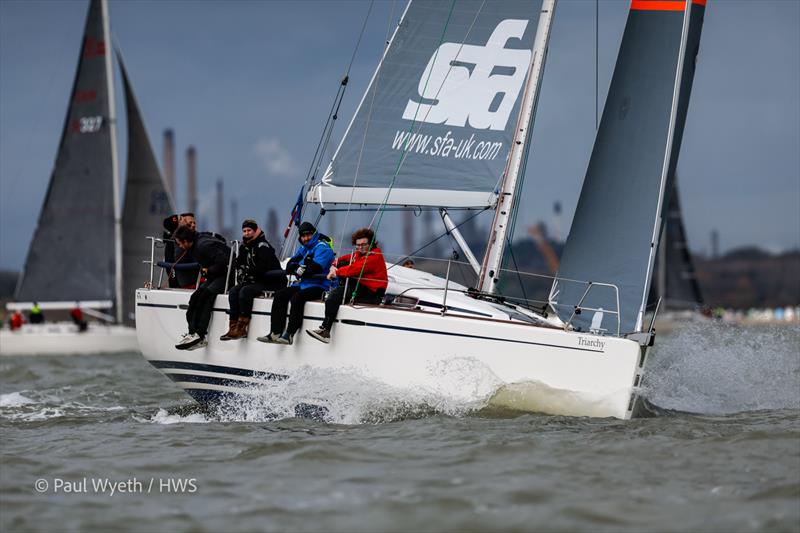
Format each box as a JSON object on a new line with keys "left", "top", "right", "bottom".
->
{"left": 649, "top": 177, "right": 703, "bottom": 310}
{"left": 308, "top": 0, "right": 543, "bottom": 208}
{"left": 550, "top": 0, "right": 706, "bottom": 334}
{"left": 15, "top": 0, "right": 116, "bottom": 304}
{"left": 119, "top": 56, "right": 175, "bottom": 324}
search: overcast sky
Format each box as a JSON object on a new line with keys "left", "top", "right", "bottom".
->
{"left": 1, "top": 0, "right": 798, "bottom": 271}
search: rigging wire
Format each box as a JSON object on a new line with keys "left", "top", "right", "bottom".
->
{"left": 346, "top": 0, "right": 459, "bottom": 300}
{"left": 367, "top": 0, "right": 488, "bottom": 230}
{"left": 504, "top": 234, "right": 530, "bottom": 309}
{"left": 389, "top": 207, "right": 489, "bottom": 271}
{"left": 335, "top": 0, "right": 397, "bottom": 257}
{"left": 595, "top": 0, "right": 599, "bottom": 131}
{"left": 281, "top": 0, "right": 375, "bottom": 256}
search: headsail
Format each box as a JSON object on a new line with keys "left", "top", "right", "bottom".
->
{"left": 550, "top": 0, "right": 706, "bottom": 334}
{"left": 308, "top": 0, "right": 543, "bottom": 208}
{"left": 119, "top": 55, "right": 175, "bottom": 324}
{"left": 649, "top": 176, "right": 703, "bottom": 310}
{"left": 15, "top": 0, "right": 116, "bottom": 303}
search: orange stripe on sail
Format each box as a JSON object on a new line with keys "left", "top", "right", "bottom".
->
{"left": 631, "top": 0, "right": 706, "bottom": 11}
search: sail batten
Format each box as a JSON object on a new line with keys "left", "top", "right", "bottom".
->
{"left": 15, "top": 0, "right": 116, "bottom": 304}
{"left": 551, "top": 0, "right": 706, "bottom": 334}
{"left": 309, "top": 0, "right": 544, "bottom": 209}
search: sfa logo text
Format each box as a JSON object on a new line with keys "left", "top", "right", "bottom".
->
{"left": 403, "top": 19, "right": 531, "bottom": 131}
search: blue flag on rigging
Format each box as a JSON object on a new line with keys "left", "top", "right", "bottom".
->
{"left": 283, "top": 186, "right": 304, "bottom": 238}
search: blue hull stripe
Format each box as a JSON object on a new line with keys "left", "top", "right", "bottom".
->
{"left": 163, "top": 372, "right": 270, "bottom": 388}
{"left": 137, "top": 303, "right": 180, "bottom": 309}
{"left": 149, "top": 359, "right": 288, "bottom": 380}
{"left": 139, "top": 305, "right": 601, "bottom": 353}
{"left": 356, "top": 322, "right": 603, "bottom": 353}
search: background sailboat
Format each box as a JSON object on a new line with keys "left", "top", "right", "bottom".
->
{"left": 119, "top": 55, "right": 175, "bottom": 325}
{"left": 649, "top": 177, "right": 704, "bottom": 311}
{"left": 2, "top": 0, "right": 172, "bottom": 355}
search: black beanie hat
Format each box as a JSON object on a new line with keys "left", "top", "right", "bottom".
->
{"left": 163, "top": 214, "right": 179, "bottom": 233}
{"left": 298, "top": 221, "right": 316, "bottom": 236}
{"left": 242, "top": 218, "right": 258, "bottom": 231}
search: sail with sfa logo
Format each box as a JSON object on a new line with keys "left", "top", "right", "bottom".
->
{"left": 309, "top": 0, "right": 543, "bottom": 208}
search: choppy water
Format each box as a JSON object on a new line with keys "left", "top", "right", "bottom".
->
{"left": 1, "top": 323, "right": 798, "bottom": 532}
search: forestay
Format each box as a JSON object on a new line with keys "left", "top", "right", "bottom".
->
{"left": 308, "top": 0, "right": 543, "bottom": 208}
{"left": 119, "top": 56, "right": 175, "bottom": 325}
{"left": 15, "top": 0, "right": 115, "bottom": 303}
{"left": 550, "top": 0, "right": 706, "bottom": 334}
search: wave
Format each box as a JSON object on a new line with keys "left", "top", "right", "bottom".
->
{"left": 0, "top": 391, "right": 36, "bottom": 407}
{"left": 642, "top": 322, "right": 800, "bottom": 415}
{"left": 0, "top": 390, "right": 127, "bottom": 422}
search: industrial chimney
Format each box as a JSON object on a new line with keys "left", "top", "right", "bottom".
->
{"left": 216, "top": 179, "right": 224, "bottom": 233}
{"left": 163, "top": 129, "right": 175, "bottom": 203}
{"left": 186, "top": 146, "right": 197, "bottom": 215}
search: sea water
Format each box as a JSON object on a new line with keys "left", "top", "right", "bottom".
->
{"left": 1, "top": 323, "right": 798, "bottom": 532}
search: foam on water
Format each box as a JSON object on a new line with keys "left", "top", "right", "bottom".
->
{"left": 0, "top": 391, "right": 36, "bottom": 407}
{"left": 487, "top": 381, "right": 627, "bottom": 419}
{"left": 212, "top": 357, "right": 504, "bottom": 424}
{"left": 0, "top": 389, "right": 128, "bottom": 421}
{"left": 644, "top": 322, "right": 800, "bottom": 414}
{"left": 147, "top": 408, "right": 210, "bottom": 425}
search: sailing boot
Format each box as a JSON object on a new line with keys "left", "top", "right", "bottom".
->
{"left": 219, "top": 318, "right": 239, "bottom": 341}
{"left": 228, "top": 317, "right": 251, "bottom": 339}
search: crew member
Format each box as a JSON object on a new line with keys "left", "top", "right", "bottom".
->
{"left": 257, "top": 221, "right": 334, "bottom": 345}
{"left": 220, "top": 219, "right": 287, "bottom": 341}
{"left": 9, "top": 310, "right": 23, "bottom": 330}
{"left": 29, "top": 302, "right": 44, "bottom": 324}
{"left": 164, "top": 212, "right": 201, "bottom": 288}
{"left": 70, "top": 304, "right": 88, "bottom": 332}
{"left": 173, "top": 226, "right": 231, "bottom": 350}
{"left": 307, "top": 228, "right": 388, "bottom": 343}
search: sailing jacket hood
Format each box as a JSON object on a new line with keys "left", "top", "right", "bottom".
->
{"left": 286, "top": 232, "right": 335, "bottom": 290}
{"left": 334, "top": 247, "right": 388, "bottom": 293}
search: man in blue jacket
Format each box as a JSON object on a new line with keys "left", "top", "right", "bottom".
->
{"left": 258, "top": 221, "right": 334, "bottom": 345}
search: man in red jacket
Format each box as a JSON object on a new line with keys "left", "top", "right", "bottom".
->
{"left": 307, "top": 227, "right": 388, "bottom": 344}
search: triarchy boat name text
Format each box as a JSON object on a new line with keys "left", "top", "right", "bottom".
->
{"left": 577, "top": 336, "right": 605, "bottom": 351}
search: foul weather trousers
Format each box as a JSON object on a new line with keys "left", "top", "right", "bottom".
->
{"left": 270, "top": 285, "right": 324, "bottom": 337}
{"left": 228, "top": 282, "right": 269, "bottom": 320}
{"left": 321, "top": 281, "right": 383, "bottom": 330}
{"left": 186, "top": 276, "right": 226, "bottom": 337}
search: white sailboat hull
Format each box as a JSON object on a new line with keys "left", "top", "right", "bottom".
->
{"left": 0, "top": 323, "right": 139, "bottom": 356}
{"left": 135, "top": 288, "right": 648, "bottom": 419}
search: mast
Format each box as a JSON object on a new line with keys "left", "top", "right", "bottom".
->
{"left": 478, "top": 0, "right": 557, "bottom": 294}
{"left": 102, "top": 0, "right": 122, "bottom": 324}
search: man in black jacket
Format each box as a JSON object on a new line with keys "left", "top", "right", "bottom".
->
{"left": 220, "top": 219, "right": 286, "bottom": 341}
{"left": 173, "top": 226, "right": 231, "bottom": 350}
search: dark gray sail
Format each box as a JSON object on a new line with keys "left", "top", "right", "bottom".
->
{"left": 550, "top": 0, "right": 706, "bottom": 334}
{"left": 309, "top": 0, "right": 542, "bottom": 208}
{"left": 649, "top": 177, "right": 703, "bottom": 310}
{"left": 15, "top": 0, "right": 115, "bottom": 303}
{"left": 119, "top": 56, "right": 174, "bottom": 324}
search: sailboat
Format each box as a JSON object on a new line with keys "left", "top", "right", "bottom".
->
{"left": 651, "top": 178, "right": 704, "bottom": 302}
{"left": 1, "top": 0, "right": 173, "bottom": 356}
{"left": 134, "top": 0, "right": 706, "bottom": 419}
